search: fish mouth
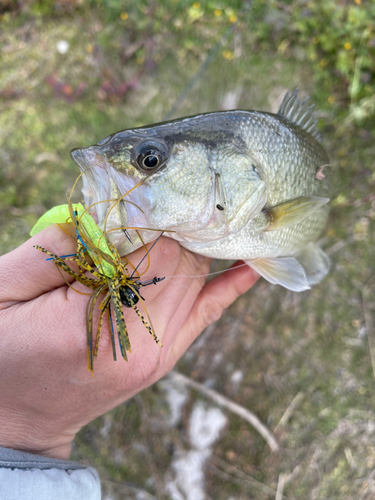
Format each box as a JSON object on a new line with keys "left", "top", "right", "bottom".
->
{"left": 70, "top": 147, "right": 111, "bottom": 224}
{"left": 70, "top": 146, "right": 153, "bottom": 252}
{"left": 70, "top": 148, "right": 88, "bottom": 171}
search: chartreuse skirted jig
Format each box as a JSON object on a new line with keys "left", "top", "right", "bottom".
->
{"left": 31, "top": 202, "right": 164, "bottom": 372}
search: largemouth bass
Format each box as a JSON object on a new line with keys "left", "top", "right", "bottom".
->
{"left": 71, "top": 90, "right": 331, "bottom": 292}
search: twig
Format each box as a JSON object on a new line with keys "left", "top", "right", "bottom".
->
{"left": 344, "top": 447, "right": 356, "bottom": 470}
{"left": 209, "top": 457, "right": 279, "bottom": 497}
{"left": 274, "top": 392, "right": 304, "bottom": 432}
{"left": 210, "top": 455, "right": 276, "bottom": 495}
{"left": 275, "top": 473, "right": 285, "bottom": 500}
{"left": 362, "top": 288, "right": 375, "bottom": 381}
{"left": 169, "top": 371, "right": 279, "bottom": 452}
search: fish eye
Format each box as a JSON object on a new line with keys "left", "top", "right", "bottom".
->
{"left": 135, "top": 141, "right": 167, "bottom": 171}
{"left": 139, "top": 151, "right": 160, "bottom": 169}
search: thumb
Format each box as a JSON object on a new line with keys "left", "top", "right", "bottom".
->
{"left": 0, "top": 224, "right": 77, "bottom": 304}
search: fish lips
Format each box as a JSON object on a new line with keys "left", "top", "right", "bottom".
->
{"left": 71, "top": 146, "right": 108, "bottom": 172}
{"left": 70, "top": 146, "right": 110, "bottom": 222}
{"left": 70, "top": 147, "right": 87, "bottom": 171}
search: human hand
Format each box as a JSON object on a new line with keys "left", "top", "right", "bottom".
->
{"left": 0, "top": 226, "right": 259, "bottom": 460}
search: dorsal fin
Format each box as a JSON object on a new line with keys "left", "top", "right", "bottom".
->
{"left": 277, "top": 89, "right": 321, "bottom": 143}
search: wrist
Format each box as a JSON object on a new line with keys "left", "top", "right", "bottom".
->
{"left": 0, "top": 414, "right": 73, "bottom": 460}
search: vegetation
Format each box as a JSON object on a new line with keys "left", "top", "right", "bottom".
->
{"left": 1, "top": 1, "right": 374, "bottom": 498}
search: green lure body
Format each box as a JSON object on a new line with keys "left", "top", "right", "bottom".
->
{"left": 30, "top": 203, "right": 116, "bottom": 278}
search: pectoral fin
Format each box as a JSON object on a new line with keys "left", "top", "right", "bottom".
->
{"left": 264, "top": 196, "right": 329, "bottom": 231}
{"left": 246, "top": 256, "right": 310, "bottom": 292}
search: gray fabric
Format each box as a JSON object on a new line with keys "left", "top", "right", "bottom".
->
{"left": 0, "top": 446, "right": 86, "bottom": 471}
{"left": 0, "top": 467, "right": 101, "bottom": 500}
{"left": 0, "top": 447, "right": 101, "bottom": 500}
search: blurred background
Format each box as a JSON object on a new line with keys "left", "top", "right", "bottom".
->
{"left": 1, "top": 1, "right": 375, "bottom": 498}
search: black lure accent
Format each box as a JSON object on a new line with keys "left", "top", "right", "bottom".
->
{"left": 119, "top": 285, "right": 141, "bottom": 307}
{"left": 119, "top": 276, "right": 165, "bottom": 308}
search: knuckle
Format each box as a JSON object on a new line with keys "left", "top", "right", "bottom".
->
{"left": 200, "top": 298, "right": 223, "bottom": 328}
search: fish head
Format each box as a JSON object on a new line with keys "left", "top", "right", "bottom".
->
{"left": 71, "top": 129, "right": 169, "bottom": 248}
{"left": 71, "top": 116, "right": 266, "bottom": 253}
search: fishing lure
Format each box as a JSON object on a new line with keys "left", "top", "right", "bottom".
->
{"left": 31, "top": 202, "right": 117, "bottom": 277}
{"left": 32, "top": 202, "right": 165, "bottom": 372}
